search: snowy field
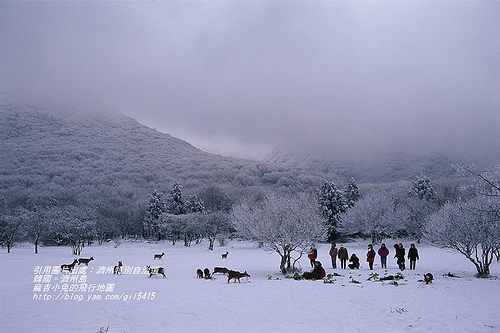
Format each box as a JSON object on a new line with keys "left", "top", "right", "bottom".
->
{"left": 1, "top": 239, "right": 499, "bottom": 333}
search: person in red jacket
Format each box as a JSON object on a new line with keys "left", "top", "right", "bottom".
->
{"left": 308, "top": 245, "right": 318, "bottom": 268}
{"left": 366, "top": 244, "right": 376, "bottom": 270}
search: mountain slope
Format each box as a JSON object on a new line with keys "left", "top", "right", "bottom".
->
{"left": 0, "top": 103, "right": 324, "bottom": 209}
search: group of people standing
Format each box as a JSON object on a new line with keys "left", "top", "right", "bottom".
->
{"left": 302, "top": 242, "right": 419, "bottom": 280}
{"left": 327, "top": 244, "right": 350, "bottom": 269}
{"left": 326, "top": 242, "right": 420, "bottom": 271}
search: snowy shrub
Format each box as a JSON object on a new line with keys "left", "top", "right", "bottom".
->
{"left": 231, "top": 192, "right": 327, "bottom": 274}
{"left": 426, "top": 196, "right": 500, "bottom": 277}
{"left": 339, "top": 191, "right": 401, "bottom": 243}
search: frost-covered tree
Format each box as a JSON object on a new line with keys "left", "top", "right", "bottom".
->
{"left": 317, "top": 181, "right": 347, "bottom": 241}
{"left": 426, "top": 197, "right": 500, "bottom": 277}
{"left": 160, "top": 213, "right": 181, "bottom": 245}
{"left": 25, "top": 198, "right": 60, "bottom": 254}
{"left": 452, "top": 163, "right": 500, "bottom": 263}
{"left": 201, "top": 211, "right": 232, "bottom": 250}
{"left": 404, "top": 196, "right": 437, "bottom": 243}
{"left": 48, "top": 206, "right": 97, "bottom": 255}
{"left": 159, "top": 183, "right": 206, "bottom": 245}
{"left": 409, "top": 177, "right": 436, "bottom": 201}
{"left": 344, "top": 177, "right": 360, "bottom": 208}
{"left": 160, "top": 213, "right": 199, "bottom": 246}
{"left": 231, "top": 192, "right": 327, "bottom": 274}
{"left": 201, "top": 186, "right": 234, "bottom": 213}
{"left": 179, "top": 213, "right": 202, "bottom": 247}
{"left": 405, "top": 177, "right": 438, "bottom": 242}
{"left": 454, "top": 163, "right": 500, "bottom": 197}
{"left": 94, "top": 216, "right": 118, "bottom": 245}
{"left": 185, "top": 194, "right": 205, "bottom": 213}
{"left": 0, "top": 207, "right": 26, "bottom": 253}
{"left": 166, "top": 182, "right": 186, "bottom": 215}
{"left": 143, "top": 189, "right": 165, "bottom": 240}
{"left": 26, "top": 206, "right": 48, "bottom": 254}
{"left": 340, "top": 190, "right": 402, "bottom": 243}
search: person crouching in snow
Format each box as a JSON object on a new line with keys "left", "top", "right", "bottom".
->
{"left": 302, "top": 261, "right": 326, "bottom": 280}
{"left": 348, "top": 254, "right": 360, "bottom": 269}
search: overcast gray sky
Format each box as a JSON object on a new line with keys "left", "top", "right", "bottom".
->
{"left": 1, "top": 1, "right": 499, "bottom": 161}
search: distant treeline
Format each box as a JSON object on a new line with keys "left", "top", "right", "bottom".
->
{"left": 0, "top": 174, "right": 472, "bottom": 253}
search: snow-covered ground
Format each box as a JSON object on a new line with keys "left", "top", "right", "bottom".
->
{"left": 1, "top": 240, "right": 499, "bottom": 333}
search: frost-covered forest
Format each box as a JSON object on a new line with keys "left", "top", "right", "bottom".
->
{"left": 1, "top": 103, "right": 499, "bottom": 277}
{"left": 0, "top": 103, "right": 327, "bottom": 247}
{"left": 0, "top": 103, "right": 325, "bottom": 233}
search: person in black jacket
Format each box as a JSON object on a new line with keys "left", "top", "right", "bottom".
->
{"left": 302, "top": 261, "right": 326, "bottom": 280}
{"left": 395, "top": 243, "right": 406, "bottom": 271}
{"left": 348, "top": 254, "right": 360, "bottom": 269}
{"left": 338, "top": 245, "right": 348, "bottom": 269}
{"left": 408, "top": 243, "right": 419, "bottom": 270}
